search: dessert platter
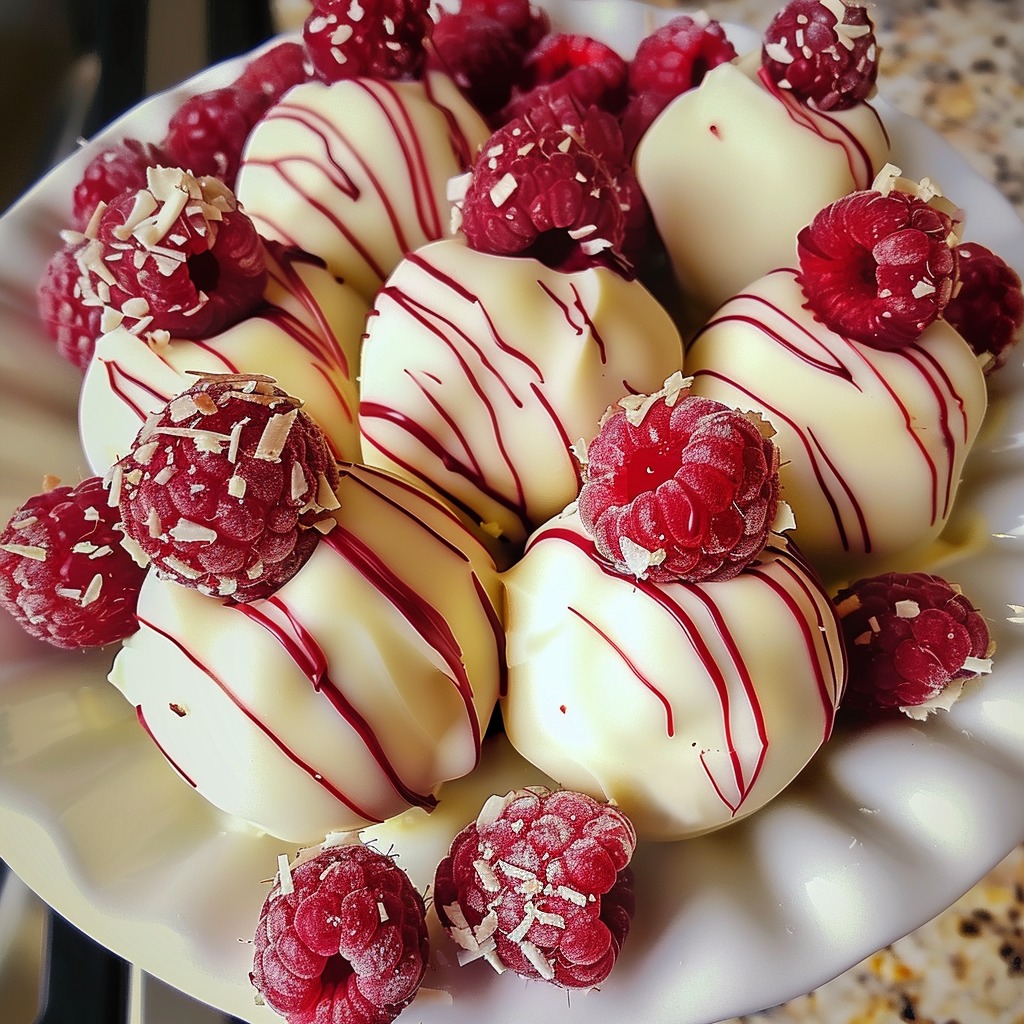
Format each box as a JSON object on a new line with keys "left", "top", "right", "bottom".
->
{"left": 0, "top": 1, "right": 1023, "bottom": 1022}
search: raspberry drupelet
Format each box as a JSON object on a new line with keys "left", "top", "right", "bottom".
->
{"left": 251, "top": 840, "right": 429, "bottom": 1024}
{"left": 0, "top": 476, "right": 146, "bottom": 649}
{"left": 112, "top": 374, "right": 340, "bottom": 602}
{"left": 433, "top": 787, "right": 636, "bottom": 988}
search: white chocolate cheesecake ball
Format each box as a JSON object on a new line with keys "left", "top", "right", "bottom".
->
{"left": 685, "top": 269, "right": 988, "bottom": 580}
{"left": 110, "top": 463, "right": 506, "bottom": 844}
{"left": 78, "top": 245, "right": 368, "bottom": 474}
{"left": 234, "top": 72, "right": 491, "bottom": 302}
{"left": 501, "top": 509, "right": 845, "bottom": 841}
{"left": 635, "top": 55, "right": 891, "bottom": 318}
{"left": 358, "top": 236, "right": 684, "bottom": 548}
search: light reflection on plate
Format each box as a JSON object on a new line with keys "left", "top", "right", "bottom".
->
{"left": 1, "top": 3, "right": 1023, "bottom": 1023}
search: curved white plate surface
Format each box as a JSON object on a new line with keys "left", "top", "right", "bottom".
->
{"left": 1, "top": 3, "right": 1023, "bottom": 1023}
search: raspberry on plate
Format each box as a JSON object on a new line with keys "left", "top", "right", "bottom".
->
{"left": 834, "top": 571, "right": 993, "bottom": 719}
{"left": 0, "top": 475, "right": 146, "bottom": 649}
{"left": 251, "top": 839, "right": 428, "bottom": 1024}
{"left": 112, "top": 373, "right": 340, "bottom": 602}
{"left": 578, "top": 373, "right": 783, "bottom": 583}
{"left": 71, "top": 138, "right": 168, "bottom": 233}
{"left": 233, "top": 40, "right": 313, "bottom": 105}
{"left": 944, "top": 241, "right": 1024, "bottom": 374}
{"left": 796, "top": 171, "right": 961, "bottom": 349}
{"left": 460, "top": 0, "right": 550, "bottom": 51}
{"left": 36, "top": 243, "right": 106, "bottom": 370}
{"left": 433, "top": 787, "right": 636, "bottom": 988}
{"left": 762, "top": 0, "right": 879, "bottom": 111}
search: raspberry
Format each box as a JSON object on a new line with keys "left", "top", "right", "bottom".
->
{"left": 945, "top": 242, "right": 1024, "bottom": 374}
{"left": 71, "top": 138, "right": 168, "bottom": 233}
{"left": 251, "top": 840, "right": 428, "bottom": 1024}
{"left": 762, "top": 0, "right": 879, "bottom": 111}
{"left": 0, "top": 476, "right": 146, "bottom": 649}
{"left": 796, "top": 182, "right": 960, "bottom": 349}
{"left": 459, "top": 0, "right": 550, "bottom": 51}
{"left": 578, "top": 374, "right": 781, "bottom": 583}
{"left": 233, "top": 40, "right": 313, "bottom": 105}
{"left": 36, "top": 243, "right": 106, "bottom": 370}
{"left": 433, "top": 787, "right": 636, "bottom": 988}
{"left": 91, "top": 167, "right": 267, "bottom": 341}
{"left": 456, "top": 99, "right": 631, "bottom": 274}
{"left": 113, "top": 374, "right": 340, "bottom": 602}
{"left": 303, "top": 0, "right": 433, "bottom": 83}
{"left": 834, "top": 571, "right": 993, "bottom": 717}
{"left": 500, "top": 33, "right": 628, "bottom": 123}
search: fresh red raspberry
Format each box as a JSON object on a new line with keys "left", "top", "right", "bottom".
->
{"left": 251, "top": 840, "right": 429, "bottom": 1024}
{"left": 36, "top": 243, "right": 107, "bottom": 370}
{"left": 303, "top": 0, "right": 433, "bottom": 83}
{"left": 91, "top": 167, "right": 267, "bottom": 341}
{"left": 834, "top": 571, "right": 993, "bottom": 717}
{"left": 945, "top": 242, "right": 1024, "bottom": 374}
{"left": 762, "top": 0, "right": 879, "bottom": 111}
{"left": 162, "top": 85, "right": 268, "bottom": 186}
{"left": 71, "top": 138, "right": 168, "bottom": 233}
{"left": 578, "top": 375, "right": 781, "bottom": 583}
{"left": 457, "top": 99, "right": 631, "bottom": 274}
{"left": 500, "top": 33, "right": 628, "bottom": 123}
{"left": 459, "top": 0, "right": 550, "bottom": 51}
{"left": 797, "top": 185, "right": 960, "bottom": 349}
{"left": 433, "top": 787, "right": 636, "bottom": 989}
{"left": 113, "top": 374, "right": 340, "bottom": 602}
{"left": 233, "top": 40, "right": 313, "bottom": 105}
{"left": 0, "top": 476, "right": 146, "bottom": 649}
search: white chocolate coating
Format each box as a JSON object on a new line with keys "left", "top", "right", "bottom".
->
{"left": 502, "top": 509, "right": 845, "bottom": 841}
{"left": 234, "top": 72, "right": 491, "bottom": 302}
{"left": 635, "top": 55, "right": 891, "bottom": 318}
{"left": 109, "top": 463, "right": 505, "bottom": 844}
{"left": 685, "top": 269, "right": 988, "bottom": 580}
{"left": 78, "top": 245, "right": 368, "bottom": 474}
{"left": 358, "top": 237, "right": 684, "bottom": 547}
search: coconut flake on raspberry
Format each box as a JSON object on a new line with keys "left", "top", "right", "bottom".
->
{"left": 578, "top": 373, "right": 785, "bottom": 584}
{"left": 433, "top": 787, "right": 636, "bottom": 989}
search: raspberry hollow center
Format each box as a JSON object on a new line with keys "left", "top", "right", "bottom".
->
{"left": 624, "top": 442, "right": 679, "bottom": 499}
{"left": 186, "top": 248, "right": 221, "bottom": 294}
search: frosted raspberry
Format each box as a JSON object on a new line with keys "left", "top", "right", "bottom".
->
{"left": 251, "top": 840, "right": 428, "bottom": 1024}
{"left": 457, "top": 100, "right": 631, "bottom": 274}
{"left": 114, "top": 374, "right": 340, "bottom": 602}
{"left": 233, "top": 40, "right": 313, "bottom": 104}
{"left": 0, "top": 476, "right": 145, "bottom": 649}
{"left": 71, "top": 138, "right": 168, "bottom": 233}
{"left": 945, "top": 242, "right": 1024, "bottom": 374}
{"left": 834, "top": 571, "right": 993, "bottom": 717}
{"left": 162, "top": 85, "right": 268, "bottom": 186}
{"left": 303, "top": 0, "right": 433, "bottom": 83}
{"left": 578, "top": 374, "right": 781, "bottom": 583}
{"left": 433, "top": 787, "right": 636, "bottom": 988}
{"left": 90, "top": 167, "right": 266, "bottom": 341}
{"left": 36, "top": 243, "right": 106, "bottom": 370}
{"left": 500, "top": 33, "right": 628, "bottom": 123}
{"left": 762, "top": 0, "right": 879, "bottom": 111}
{"left": 797, "top": 184, "right": 960, "bottom": 349}
{"left": 460, "top": 0, "right": 550, "bottom": 50}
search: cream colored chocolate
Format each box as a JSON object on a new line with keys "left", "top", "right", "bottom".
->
{"left": 358, "top": 236, "right": 684, "bottom": 547}
{"left": 234, "top": 72, "right": 490, "bottom": 302}
{"left": 501, "top": 510, "right": 845, "bottom": 841}
{"left": 635, "top": 54, "right": 891, "bottom": 318}
{"left": 109, "top": 463, "right": 505, "bottom": 844}
{"left": 78, "top": 245, "right": 367, "bottom": 474}
{"left": 686, "top": 268, "right": 988, "bottom": 580}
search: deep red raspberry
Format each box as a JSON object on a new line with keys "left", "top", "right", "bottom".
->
{"left": 500, "top": 33, "right": 628, "bottom": 123}
{"left": 303, "top": 0, "right": 433, "bottom": 83}
{"left": 459, "top": 0, "right": 550, "bottom": 51}
{"left": 113, "top": 374, "right": 340, "bottom": 602}
{"left": 834, "top": 571, "right": 993, "bottom": 717}
{"left": 233, "top": 40, "right": 313, "bottom": 105}
{"left": 251, "top": 841, "right": 429, "bottom": 1024}
{"left": 36, "top": 243, "right": 107, "bottom": 370}
{"left": 578, "top": 375, "right": 781, "bottom": 583}
{"left": 797, "top": 185, "right": 960, "bottom": 349}
{"left": 762, "top": 0, "right": 879, "bottom": 111}
{"left": 0, "top": 475, "right": 146, "bottom": 649}
{"left": 162, "top": 85, "right": 268, "bottom": 186}
{"left": 433, "top": 787, "right": 636, "bottom": 988}
{"left": 71, "top": 138, "right": 168, "bottom": 233}
{"left": 91, "top": 167, "right": 267, "bottom": 341}
{"left": 945, "top": 241, "right": 1024, "bottom": 374}
{"left": 457, "top": 99, "right": 631, "bottom": 274}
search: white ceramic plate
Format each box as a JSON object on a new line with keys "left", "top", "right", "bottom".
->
{"left": 2, "top": 3, "right": 1024, "bottom": 1023}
